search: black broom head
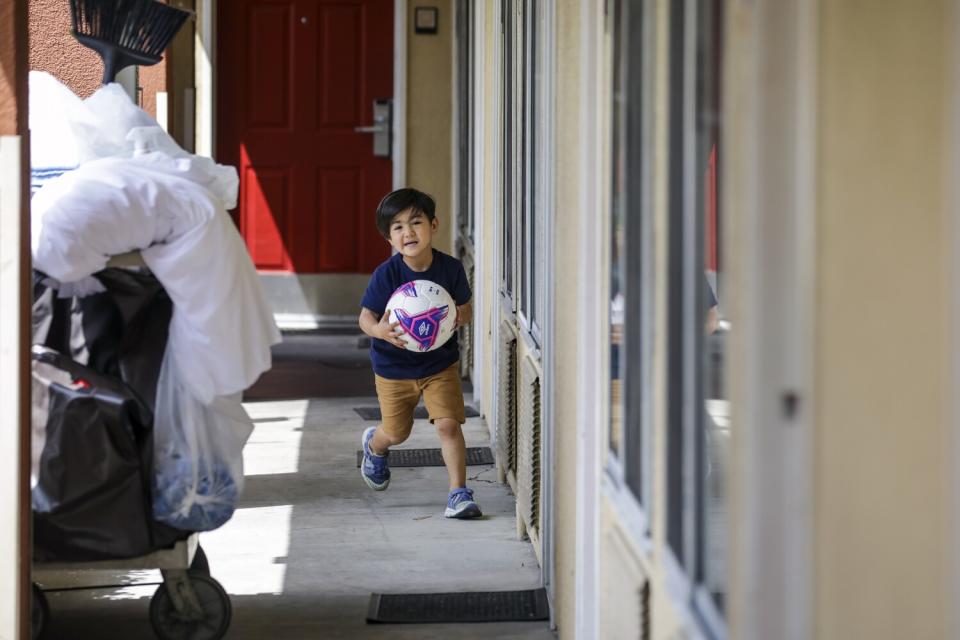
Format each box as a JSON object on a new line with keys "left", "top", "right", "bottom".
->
{"left": 69, "top": 0, "right": 192, "bottom": 84}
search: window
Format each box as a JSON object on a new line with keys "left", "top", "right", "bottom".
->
{"left": 608, "top": 0, "right": 627, "bottom": 457}
{"left": 501, "top": 0, "right": 515, "bottom": 306}
{"left": 501, "top": 0, "right": 543, "bottom": 343}
{"left": 695, "top": 0, "right": 727, "bottom": 619}
{"left": 607, "top": 0, "right": 651, "bottom": 508}
{"left": 456, "top": 0, "right": 477, "bottom": 380}
{"left": 521, "top": 0, "right": 546, "bottom": 342}
{"left": 665, "top": 0, "right": 688, "bottom": 568}
{"left": 665, "top": 0, "right": 728, "bottom": 629}
{"left": 456, "top": 0, "right": 475, "bottom": 245}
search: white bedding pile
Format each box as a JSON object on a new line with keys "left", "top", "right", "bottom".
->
{"left": 29, "top": 73, "right": 281, "bottom": 530}
{"left": 30, "top": 74, "right": 280, "bottom": 403}
{"left": 32, "top": 150, "right": 280, "bottom": 402}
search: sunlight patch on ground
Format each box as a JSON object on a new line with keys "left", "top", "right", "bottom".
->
{"left": 200, "top": 505, "right": 293, "bottom": 595}
{"left": 242, "top": 400, "right": 308, "bottom": 476}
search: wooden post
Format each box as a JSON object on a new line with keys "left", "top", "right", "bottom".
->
{"left": 0, "top": 0, "right": 31, "bottom": 638}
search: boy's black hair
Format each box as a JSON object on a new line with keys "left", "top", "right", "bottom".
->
{"left": 375, "top": 188, "right": 436, "bottom": 238}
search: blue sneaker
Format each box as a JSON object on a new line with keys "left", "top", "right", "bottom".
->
{"left": 444, "top": 487, "right": 482, "bottom": 519}
{"left": 361, "top": 426, "right": 390, "bottom": 491}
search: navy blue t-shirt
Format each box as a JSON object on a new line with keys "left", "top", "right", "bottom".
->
{"left": 361, "top": 250, "right": 472, "bottom": 379}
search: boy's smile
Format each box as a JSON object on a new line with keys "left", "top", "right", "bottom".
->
{"left": 388, "top": 207, "right": 438, "bottom": 269}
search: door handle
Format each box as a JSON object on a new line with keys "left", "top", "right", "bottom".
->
{"left": 355, "top": 99, "right": 392, "bottom": 158}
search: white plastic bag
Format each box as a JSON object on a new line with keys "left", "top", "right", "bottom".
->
{"left": 151, "top": 347, "right": 254, "bottom": 531}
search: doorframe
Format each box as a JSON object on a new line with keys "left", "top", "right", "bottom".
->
{"left": 196, "top": 0, "right": 407, "bottom": 189}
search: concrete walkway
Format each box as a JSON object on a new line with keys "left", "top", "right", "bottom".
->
{"left": 40, "top": 334, "right": 554, "bottom": 639}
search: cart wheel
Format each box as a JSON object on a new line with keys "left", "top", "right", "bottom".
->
{"left": 190, "top": 545, "right": 210, "bottom": 576}
{"left": 149, "top": 575, "right": 231, "bottom": 640}
{"left": 31, "top": 583, "right": 48, "bottom": 640}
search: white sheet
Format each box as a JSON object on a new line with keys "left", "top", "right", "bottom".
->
{"left": 32, "top": 150, "right": 281, "bottom": 404}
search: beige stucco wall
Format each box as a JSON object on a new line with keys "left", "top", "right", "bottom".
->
{"left": 815, "top": 1, "right": 951, "bottom": 638}
{"left": 406, "top": 0, "right": 454, "bottom": 256}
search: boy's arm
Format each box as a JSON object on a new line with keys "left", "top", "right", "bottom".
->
{"left": 455, "top": 300, "right": 473, "bottom": 329}
{"left": 359, "top": 306, "right": 406, "bottom": 348}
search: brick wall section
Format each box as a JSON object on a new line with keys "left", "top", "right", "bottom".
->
{"left": 1, "top": 0, "right": 29, "bottom": 134}
{"left": 29, "top": 0, "right": 102, "bottom": 99}
{"left": 139, "top": 55, "right": 167, "bottom": 121}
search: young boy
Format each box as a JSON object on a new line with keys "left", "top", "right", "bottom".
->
{"left": 358, "top": 188, "right": 481, "bottom": 519}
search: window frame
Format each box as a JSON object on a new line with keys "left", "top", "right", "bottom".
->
{"left": 455, "top": 0, "right": 475, "bottom": 248}
{"left": 500, "top": 0, "right": 516, "bottom": 311}
{"left": 664, "top": 0, "right": 728, "bottom": 634}
{"left": 692, "top": 0, "right": 725, "bottom": 623}
{"left": 521, "top": 0, "right": 543, "bottom": 343}
{"left": 500, "top": 0, "right": 545, "bottom": 347}
{"left": 602, "top": 0, "right": 656, "bottom": 524}
{"left": 519, "top": 0, "right": 533, "bottom": 328}
{"left": 623, "top": 0, "right": 653, "bottom": 509}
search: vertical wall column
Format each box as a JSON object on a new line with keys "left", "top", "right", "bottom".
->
{"left": 195, "top": 0, "right": 215, "bottom": 157}
{"left": 0, "top": 0, "right": 31, "bottom": 638}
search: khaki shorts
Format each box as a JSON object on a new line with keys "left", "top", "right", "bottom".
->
{"left": 375, "top": 362, "right": 466, "bottom": 439}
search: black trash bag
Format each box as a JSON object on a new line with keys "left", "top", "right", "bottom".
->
{"left": 32, "top": 268, "right": 172, "bottom": 412}
{"left": 31, "top": 269, "right": 191, "bottom": 559}
{"left": 32, "top": 347, "right": 162, "bottom": 561}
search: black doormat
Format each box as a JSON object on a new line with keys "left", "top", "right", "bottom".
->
{"left": 366, "top": 588, "right": 550, "bottom": 624}
{"left": 353, "top": 405, "right": 480, "bottom": 420}
{"left": 355, "top": 446, "right": 494, "bottom": 468}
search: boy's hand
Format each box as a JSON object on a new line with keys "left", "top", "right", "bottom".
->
{"left": 376, "top": 312, "right": 407, "bottom": 348}
{"left": 455, "top": 303, "right": 473, "bottom": 329}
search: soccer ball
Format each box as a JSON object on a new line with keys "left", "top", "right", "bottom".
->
{"left": 386, "top": 280, "right": 457, "bottom": 352}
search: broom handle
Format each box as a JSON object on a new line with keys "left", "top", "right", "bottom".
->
{"left": 101, "top": 46, "right": 119, "bottom": 85}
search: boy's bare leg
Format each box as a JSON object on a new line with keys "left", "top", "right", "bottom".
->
{"left": 369, "top": 425, "right": 409, "bottom": 455}
{"left": 435, "top": 418, "right": 467, "bottom": 490}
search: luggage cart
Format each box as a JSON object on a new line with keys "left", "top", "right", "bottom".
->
{"left": 32, "top": 534, "right": 232, "bottom": 640}
{"left": 31, "top": 253, "right": 233, "bottom": 640}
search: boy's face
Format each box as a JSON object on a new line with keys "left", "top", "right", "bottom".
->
{"left": 387, "top": 207, "right": 438, "bottom": 260}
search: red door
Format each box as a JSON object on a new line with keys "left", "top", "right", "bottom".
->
{"left": 218, "top": 0, "right": 393, "bottom": 273}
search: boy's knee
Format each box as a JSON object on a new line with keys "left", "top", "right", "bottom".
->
{"left": 434, "top": 418, "right": 461, "bottom": 438}
{"left": 381, "top": 427, "right": 412, "bottom": 446}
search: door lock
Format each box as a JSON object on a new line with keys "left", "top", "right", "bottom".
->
{"left": 354, "top": 99, "right": 392, "bottom": 158}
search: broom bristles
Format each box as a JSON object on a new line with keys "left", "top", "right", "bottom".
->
{"left": 70, "top": 0, "right": 190, "bottom": 59}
